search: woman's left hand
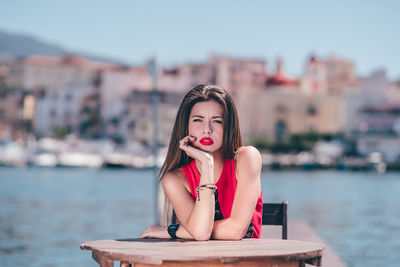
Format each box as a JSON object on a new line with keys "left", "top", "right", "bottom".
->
{"left": 139, "top": 225, "right": 170, "bottom": 239}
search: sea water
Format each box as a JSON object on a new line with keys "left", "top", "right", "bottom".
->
{"left": 0, "top": 167, "right": 399, "bottom": 267}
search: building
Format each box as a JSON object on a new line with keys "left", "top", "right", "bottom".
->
{"left": 236, "top": 88, "right": 345, "bottom": 143}
{"left": 300, "top": 55, "right": 359, "bottom": 95}
{"left": 266, "top": 58, "right": 297, "bottom": 87}
{"left": 34, "top": 85, "right": 92, "bottom": 137}
{"left": 4, "top": 55, "right": 119, "bottom": 137}
{"left": 0, "top": 91, "right": 24, "bottom": 140}
{"left": 209, "top": 55, "right": 268, "bottom": 94}
{"left": 98, "top": 66, "right": 152, "bottom": 136}
{"left": 343, "top": 70, "right": 400, "bottom": 136}
{"left": 160, "top": 62, "right": 212, "bottom": 92}
{"left": 341, "top": 70, "right": 400, "bottom": 162}
{"left": 119, "top": 90, "right": 183, "bottom": 145}
{"left": 6, "top": 55, "right": 96, "bottom": 92}
{"left": 235, "top": 56, "right": 360, "bottom": 143}
{"left": 159, "top": 55, "right": 268, "bottom": 94}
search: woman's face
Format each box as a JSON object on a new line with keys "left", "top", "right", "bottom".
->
{"left": 188, "top": 100, "right": 224, "bottom": 154}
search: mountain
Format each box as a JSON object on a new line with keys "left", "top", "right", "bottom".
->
{"left": 0, "top": 29, "right": 65, "bottom": 58}
{"left": 0, "top": 29, "right": 127, "bottom": 64}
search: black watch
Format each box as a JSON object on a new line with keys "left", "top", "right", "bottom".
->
{"left": 167, "top": 224, "right": 180, "bottom": 240}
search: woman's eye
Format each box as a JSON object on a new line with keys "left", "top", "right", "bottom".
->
{"left": 193, "top": 119, "right": 202, "bottom": 122}
{"left": 213, "top": 120, "right": 223, "bottom": 124}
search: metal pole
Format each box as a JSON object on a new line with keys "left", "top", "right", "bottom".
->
{"left": 148, "top": 57, "right": 160, "bottom": 225}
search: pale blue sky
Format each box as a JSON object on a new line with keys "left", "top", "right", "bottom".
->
{"left": 1, "top": 0, "right": 399, "bottom": 80}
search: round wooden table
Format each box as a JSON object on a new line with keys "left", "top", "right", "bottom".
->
{"left": 81, "top": 238, "right": 324, "bottom": 267}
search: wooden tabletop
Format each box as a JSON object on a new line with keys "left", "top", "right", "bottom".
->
{"left": 81, "top": 238, "right": 324, "bottom": 266}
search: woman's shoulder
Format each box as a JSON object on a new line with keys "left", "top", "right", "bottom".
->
{"left": 162, "top": 168, "right": 185, "bottom": 182}
{"left": 161, "top": 168, "right": 188, "bottom": 189}
{"left": 235, "top": 146, "right": 262, "bottom": 177}
{"left": 236, "top": 146, "right": 261, "bottom": 160}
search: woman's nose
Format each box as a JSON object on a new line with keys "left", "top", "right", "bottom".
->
{"left": 203, "top": 121, "right": 212, "bottom": 134}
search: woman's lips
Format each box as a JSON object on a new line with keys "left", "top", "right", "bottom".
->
{"left": 199, "top": 137, "right": 214, "bottom": 146}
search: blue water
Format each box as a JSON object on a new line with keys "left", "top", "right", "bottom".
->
{"left": 0, "top": 167, "right": 399, "bottom": 267}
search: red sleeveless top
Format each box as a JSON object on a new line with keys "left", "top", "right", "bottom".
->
{"left": 182, "top": 158, "right": 263, "bottom": 238}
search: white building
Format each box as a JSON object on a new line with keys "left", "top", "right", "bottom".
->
{"left": 6, "top": 55, "right": 96, "bottom": 91}
{"left": 300, "top": 55, "right": 359, "bottom": 95}
{"left": 98, "top": 66, "right": 152, "bottom": 134}
{"left": 34, "top": 85, "right": 92, "bottom": 137}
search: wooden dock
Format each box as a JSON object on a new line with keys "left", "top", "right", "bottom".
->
{"left": 261, "top": 220, "right": 347, "bottom": 267}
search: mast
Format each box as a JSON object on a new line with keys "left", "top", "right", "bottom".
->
{"left": 147, "top": 57, "right": 160, "bottom": 225}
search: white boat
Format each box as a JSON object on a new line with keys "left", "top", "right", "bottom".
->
{"left": 31, "top": 153, "right": 58, "bottom": 167}
{"left": 0, "top": 141, "right": 28, "bottom": 166}
{"left": 58, "top": 152, "right": 103, "bottom": 168}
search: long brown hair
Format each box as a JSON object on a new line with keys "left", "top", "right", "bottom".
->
{"left": 159, "top": 84, "right": 243, "bottom": 179}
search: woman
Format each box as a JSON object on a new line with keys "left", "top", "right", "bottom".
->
{"left": 140, "top": 84, "right": 263, "bottom": 240}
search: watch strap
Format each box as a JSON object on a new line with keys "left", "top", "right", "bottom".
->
{"left": 167, "top": 224, "right": 179, "bottom": 240}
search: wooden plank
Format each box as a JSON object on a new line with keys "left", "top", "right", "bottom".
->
{"left": 81, "top": 238, "right": 323, "bottom": 266}
{"left": 135, "top": 259, "right": 298, "bottom": 267}
{"left": 261, "top": 221, "right": 346, "bottom": 267}
{"left": 92, "top": 250, "right": 114, "bottom": 267}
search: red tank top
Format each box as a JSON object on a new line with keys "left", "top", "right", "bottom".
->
{"left": 182, "top": 158, "right": 263, "bottom": 238}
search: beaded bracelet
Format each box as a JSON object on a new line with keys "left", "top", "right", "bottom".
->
{"left": 196, "top": 183, "right": 218, "bottom": 201}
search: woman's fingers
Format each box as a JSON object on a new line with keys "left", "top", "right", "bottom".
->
{"left": 179, "top": 136, "right": 195, "bottom": 148}
{"left": 139, "top": 226, "right": 153, "bottom": 238}
{"left": 178, "top": 136, "right": 214, "bottom": 167}
{"left": 179, "top": 136, "right": 197, "bottom": 156}
{"left": 140, "top": 226, "right": 170, "bottom": 239}
{"left": 139, "top": 232, "right": 147, "bottom": 238}
{"left": 180, "top": 141, "right": 200, "bottom": 157}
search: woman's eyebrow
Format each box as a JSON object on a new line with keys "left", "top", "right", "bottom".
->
{"left": 191, "top": 115, "right": 223, "bottom": 118}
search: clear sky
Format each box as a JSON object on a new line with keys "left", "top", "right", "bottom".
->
{"left": 1, "top": 0, "right": 399, "bottom": 80}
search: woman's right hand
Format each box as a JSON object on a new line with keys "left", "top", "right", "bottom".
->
{"left": 179, "top": 136, "right": 214, "bottom": 182}
{"left": 139, "top": 225, "right": 169, "bottom": 239}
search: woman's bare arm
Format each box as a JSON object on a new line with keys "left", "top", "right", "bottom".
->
{"left": 140, "top": 145, "right": 261, "bottom": 241}
{"left": 162, "top": 168, "right": 215, "bottom": 240}
{"left": 211, "top": 146, "right": 262, "bottom": 240}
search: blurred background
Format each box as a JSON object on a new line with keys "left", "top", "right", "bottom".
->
{"left": 0, "top": 1, "right": 399, "bottom": 267}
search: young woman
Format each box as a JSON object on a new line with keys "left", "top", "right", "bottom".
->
{"left": 140, "top": 84, "right": 263, "bottom": 240}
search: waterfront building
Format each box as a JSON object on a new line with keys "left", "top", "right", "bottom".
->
{"left": 266, "top": 58, "right": 297, "bottom": 87}
{"left": 300, "top": 55, "right": 359, "bottom": 95}
{"left": 209, "top": 54, "right": 268, "bottom": 95}
{"left": 34, "top": 85, "right": 92, "bottom": 137}
{"left": 96, "top": 54, "right": 268, "bottom": 144}
{"left": 387, "top": 80, "right": 400, "bottom": 104}
{"left": 4, "top": 55, "right": 119, "bottom": 137}
{"left": 341, "top": 70, "right": 400, "bottom": 162}
{"left": 343, "top": 70, "right": 400, "bottom": 136}
{"left": 236, "top": 56, "right": 355, "bottom": 143}
{"left": 159, "top": 55, "right": 268, "bottom": 95}
{"left": 120, "top": 90, "right": 182, "bottom": 145}
{"left": 0, "top": 90, "right": 23, "bottom": 140}
{"left": 300, "top": 56, "right": 328, "bottom": 95}
{"left": 97, "top": 66, "right": 152, "bottom": 137}
{"left": 6, "top": 55, "right": 96, "bottom": 91}
{"left": 160, "top": 63, "right": 212, "bottom": 92}
{"left": 0, "top": 58, "right": 35, "bottom": 140}
{"left": 236, "top": 88, "right": 345, "bottom": 143}
{"left": 7, "top": 51, "right": 395, "bottom": 159}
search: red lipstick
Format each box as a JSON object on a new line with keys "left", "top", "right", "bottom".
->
{"left": 199, "top": 137, "right": 214, "bottom": 146}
